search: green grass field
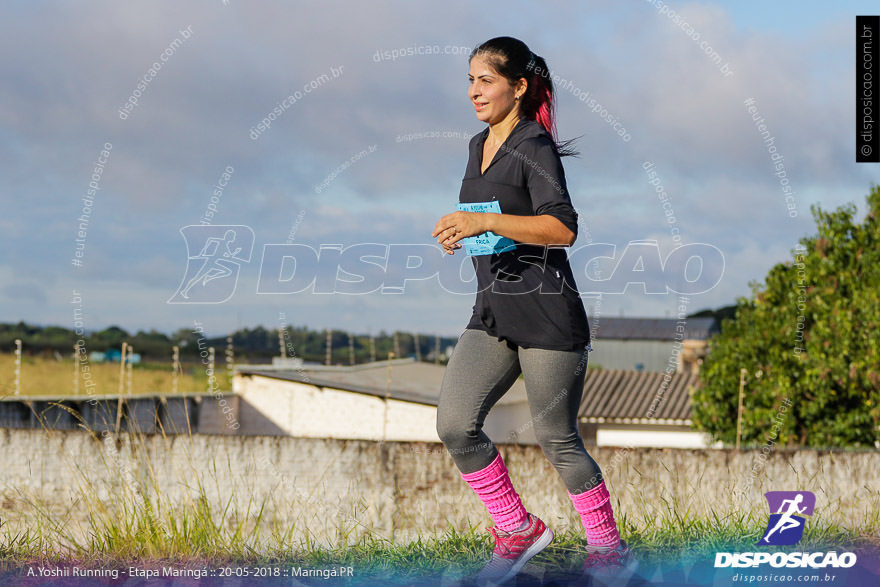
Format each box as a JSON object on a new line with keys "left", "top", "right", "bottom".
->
{"left": 1, "top": 482, "right": 874, "bottom": 578}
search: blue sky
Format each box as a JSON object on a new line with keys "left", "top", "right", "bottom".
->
{"left": 2, "top": 0, "right": 878, "bottom": 339}
{"left": 725, "top": 1, "right": 876, "bottom": 35}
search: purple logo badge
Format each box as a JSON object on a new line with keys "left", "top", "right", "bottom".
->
{"left": 758, "top": 491, "right": 815, "bottom": 546}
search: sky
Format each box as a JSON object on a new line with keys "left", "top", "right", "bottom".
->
{"left": 2, "top": 0, "right": 879, "bottom": 340}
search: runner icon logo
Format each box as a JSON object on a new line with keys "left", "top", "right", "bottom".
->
{"left": 168, "top": 225, "right": 254, "bottom": 304}
{"left": 758, "top": 491, "right": 815, "bottom": 546}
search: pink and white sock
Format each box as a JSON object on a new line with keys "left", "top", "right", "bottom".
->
{"left": 460, "top": 452, "right": 529, "bottom": 532}
{"left": 569, "top": 480, "right": 621, "bottom": 548}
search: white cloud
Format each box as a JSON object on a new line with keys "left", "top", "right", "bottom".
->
{"left": 2, "top": 0, "right": 878, "bottom": 334}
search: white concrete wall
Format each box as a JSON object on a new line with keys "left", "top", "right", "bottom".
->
{"left": 1, "top": 429, "right": 877, "bottom": 550}
{"left": 597, "top": 426, "right": 714, "bottom": 449}
{"left": 236, "top": 375, "right": 440, "bottom": 442}
{"left": 234, "top": 376, "right": 718, "bottom": 449}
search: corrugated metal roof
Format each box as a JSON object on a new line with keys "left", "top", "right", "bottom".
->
{"left": 238, "top": 359, "right": 529, "bottom": 407}
{"left": 590, "top": 317, "right": 718, "bottom": 341}
{"left": 579, "top": 369, "right": 698, "bottom": 423}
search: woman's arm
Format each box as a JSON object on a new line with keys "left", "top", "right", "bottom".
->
{"left": 485, "top": 212, "right": 575, "bottom": 246}
{"left": 433, "top": 136, "right": 579, "bottom": 253}
{"left": 432, "top": 210, "right": 574, "bottom": 254}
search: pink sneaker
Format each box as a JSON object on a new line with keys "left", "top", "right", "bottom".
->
{"left": 475, "top": 512, "right": 554, "bottom": 584}
{"left": 581, "top": 538, "right": 632, "bottom": 571}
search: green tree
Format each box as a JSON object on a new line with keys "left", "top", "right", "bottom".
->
{"left": 693, "top": 186, "right": 880, "bottom": 448}
{"left": 89, "top": 326, "right": 130, "bottom": 352}
{"left": 130, "top": 329, "right": 173, "bottom": 359}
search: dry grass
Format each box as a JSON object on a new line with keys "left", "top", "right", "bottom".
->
{"left": 0, "top": 353, "right": 225, "bottom": 398}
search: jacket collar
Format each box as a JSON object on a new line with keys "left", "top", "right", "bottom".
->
{"left": 470, "top": 119, "right": 549, "bottom": 175}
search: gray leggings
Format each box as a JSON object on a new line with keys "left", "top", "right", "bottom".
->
{"left": 436, "top": 328, "right": 603, "bottom": 494}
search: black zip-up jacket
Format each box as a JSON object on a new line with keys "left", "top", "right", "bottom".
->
{"left": 458, "top": 118, "right": 590, "bottom": 351}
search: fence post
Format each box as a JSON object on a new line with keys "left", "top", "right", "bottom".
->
{"left": 13, "top": 339, "right": 22, "bottom": 396}
{"left": 737, "top": 367, "right": 746, "bottom": 451}
{"left": 172, "top": 345, "right": 180, "bottom": 395}
{"left": 126, "top": 345, "right": 134, "bottom": 395}
{"left": 115, "top": 341, "right": 128, "bottom": 433}
{"left": 73, "top": 342, "right": 80, "bottom": 395}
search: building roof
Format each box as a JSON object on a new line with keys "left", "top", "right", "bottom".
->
{"left": 238, "top": 359, "right": 529, "bottom": 407}
{"left": 579, "top": 369, "right": 699, "bottom": 424}
{"left": 590, "top": 317, "right": 718, "bottom": 341}
{"left": 239, "top": 361, "right": 700, "bottom": 424}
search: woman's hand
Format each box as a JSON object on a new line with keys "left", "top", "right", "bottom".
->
{"left": 432, "top": 211, "right": 487, "bottom": 255}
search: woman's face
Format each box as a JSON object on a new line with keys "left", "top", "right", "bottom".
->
{"left": 468, "top": 54, "right": 523, "bottom": 126}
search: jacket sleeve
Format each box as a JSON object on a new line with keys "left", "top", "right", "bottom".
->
{"left": 520, "top": 137, "right": 579, "bottom": 237}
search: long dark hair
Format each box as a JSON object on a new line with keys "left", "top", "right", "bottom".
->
{"left": 470, "top": 36, "right": 579, "bottom": 157}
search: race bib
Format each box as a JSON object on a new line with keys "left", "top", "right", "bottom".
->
{"left": 456, "top": 201, "right": 516, "bottom": 256}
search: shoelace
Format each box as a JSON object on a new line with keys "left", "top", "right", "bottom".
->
{"left": 583, "top": 545, "right": 626, "bottom": 568}
{"left": 488, "top": 526, "right": 513, "bottom": 557}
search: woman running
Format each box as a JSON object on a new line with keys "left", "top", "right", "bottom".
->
{"left": 432, "top": 36, "right": 629, "bottom": 583}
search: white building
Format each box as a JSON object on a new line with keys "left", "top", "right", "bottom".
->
{"left": 233, "top": 356, "right": 715, "bottom": 448}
